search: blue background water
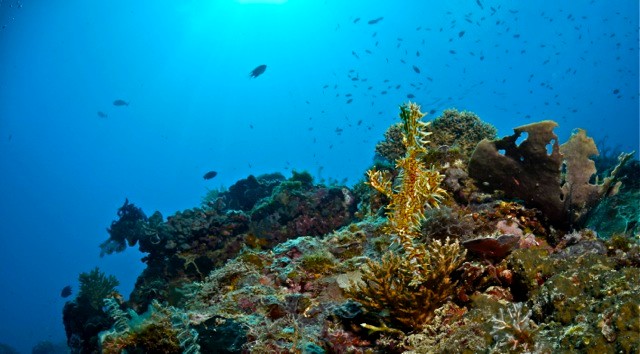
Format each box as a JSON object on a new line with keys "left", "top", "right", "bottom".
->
{"left": 0, "top": 0, "right": 637, "bottom": 352}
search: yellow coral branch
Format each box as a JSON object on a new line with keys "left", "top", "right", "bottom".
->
{"left": 369, "top": 102, "right": 447, "bottom": 251}
{"left": 347, "top": 102, "right": 465, "bottom": 331}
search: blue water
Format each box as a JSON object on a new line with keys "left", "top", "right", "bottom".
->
{"left": 0, "top": 1, "right": 637, "bottom": 352}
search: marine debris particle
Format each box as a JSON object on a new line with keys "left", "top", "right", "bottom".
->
{"left": 112, "top": 99, "right": 128, "bottom": 106}
{"left": 367, "top": 17, "right": 384, "bottom": 24}
{"left": 203, "top": 171, "right": 218, "bottom": 180}
{"left": 249, "top": 64, "right": 267, "bottom": 78}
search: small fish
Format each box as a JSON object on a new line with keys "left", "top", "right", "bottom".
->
{"left": 113, "top": 99, "right": 129, "bottom": 106}
{"left": 367, "top": 17, "right": 384, "bottom": 25}
{"left": 353, "top": 17, "right": 360, "bottom": 24}
{"left": 407, "top": 93, "right": 415, "bottom": 98}
{"left": 612, "top": 89, "right": 620, "bottom": 94}
{"left": 203, "top": 171, "right": 218, "bottom": 180}
{"left": 97, "top": 111, "right": 108, "bottom": 118}
{"left": 412, "top": 65, "right": 421, "bottom": 74}
{"left": 458, "top": 30, "right": 465, "bottom": 37}
{"left": 249, "top": 64, "right": 267, "bottom": 78}
{"left": 60, "top": 285, "right": 72, "bottom": 298}
{"left": 346, "top": 98, "right": 353, "bottom": 104}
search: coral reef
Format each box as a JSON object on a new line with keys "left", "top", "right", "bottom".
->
{"left": 346, "top": 238, "right": 466, "bottom": 330}
{"left": 100, "top": 199, "right": 148, "bottom": 256}
{"left": 367, "top": 103, "right": 447, "bottom": 248}
{"left": 347, "top": 103, "right": 466, "bottom": 331}
{"left": 374, "top": 122, "right": 405, "bottom": 164}
{"left": 426, "top": 108, "right": 497, "bottom": 157}
{"left": 94, "top": 171, "right": 357, "bottom": 313}
{"left": 469, "top": 121, "right": 630, "bottom": 229}
{"left": 76, "top": 267, "right": 120, "bottom": 310}
{"left": 63, "top": 102, "right": 640, "bottom": 353}
{"left": 586, "top": 158, "right": 640, "bottom": 238}
{"left": 62, "top": 268, "right": 121, "bottom": 353}
{"left": 99, "top": 299, "right": 198, "bottom": 354}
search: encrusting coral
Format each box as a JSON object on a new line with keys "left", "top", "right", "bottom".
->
{"left": 347, "top": 103, "right": 466, "bottom": 331}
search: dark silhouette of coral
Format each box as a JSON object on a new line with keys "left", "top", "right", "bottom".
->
{"left": 63, "top": 268, "right": 120, "bottom": 354}
{"left": 100, "top": 199, "right": 148, "bottom": 256}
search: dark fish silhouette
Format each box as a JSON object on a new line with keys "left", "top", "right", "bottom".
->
{"left": 353, "top": 18, "right": 360, "bottom": 24}
{"left": 97, "top": 111, "right": 108, "bottom": 118}
{"left": 249, "top": 64, "right": 267, "bottom": 78}
{"left": 60, "top": 285, "right": 72, "bottom": 298}
{"left": 367, "top": 17, "right": 383, "bottom": 24}
{"left": 412, "top": 65, "right": 421, "bottom": 73}
{"left": 113, "top": 99, "right": 129, "bottom": 106}
{"left": 203, "top": 171, "right": 218, "bottom": 180}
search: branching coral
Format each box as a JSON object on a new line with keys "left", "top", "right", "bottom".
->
{"left": 346, "top": 238, "right": 465, "bottom": 329}
{"left": 491, "top": 302, "right": 538, "bottom": 352}
{"left": 77, "top": 267, "right": 120, "bottom": 310}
